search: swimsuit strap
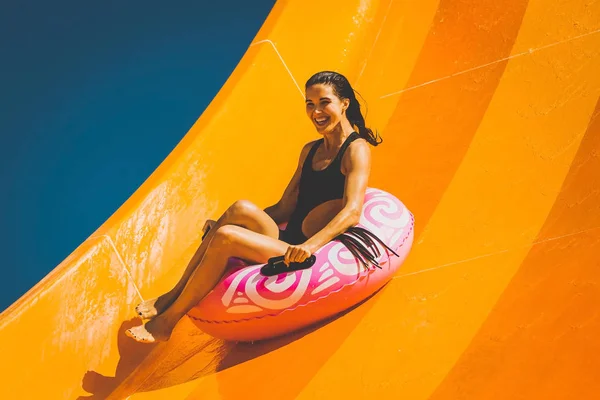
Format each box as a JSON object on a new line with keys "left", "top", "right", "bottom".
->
{"left": 305, "top": 131, "right": 359, "bottom": 172}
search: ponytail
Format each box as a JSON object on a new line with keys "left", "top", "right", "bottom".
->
{"left": 346, "top": 90, "right": 382, "bottom": 146}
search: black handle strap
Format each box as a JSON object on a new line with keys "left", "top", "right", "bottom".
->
{"left": 260, "top": 255, "right": 317, "bottom": 277}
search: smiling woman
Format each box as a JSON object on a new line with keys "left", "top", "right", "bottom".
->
{"left": 304, "top": 71, "right": 382, "bottom": 146}
{"left": 126, "top": 71, "right": 401, "bottom": 343}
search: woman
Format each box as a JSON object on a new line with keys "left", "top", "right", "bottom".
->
{"left": 126, "top": 71, "right": 382, "bottom": 343}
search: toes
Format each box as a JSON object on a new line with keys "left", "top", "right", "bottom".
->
{"left": 125, "top": 327, "right": 155, "bottom": 343}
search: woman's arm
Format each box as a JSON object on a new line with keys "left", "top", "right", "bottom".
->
{"left": 284, "top": 140, "right": 371, "bottom": 264}
{"left": 263, "top": 142, "right": 314, "bottom": 225}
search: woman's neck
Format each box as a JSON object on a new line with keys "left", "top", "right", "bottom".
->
{"left": 322, "top": 120, "right": 355, "bottom": 151}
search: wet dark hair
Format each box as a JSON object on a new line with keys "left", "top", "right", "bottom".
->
{"left": 305, "top": 71, "right": 382, "bottom": 146}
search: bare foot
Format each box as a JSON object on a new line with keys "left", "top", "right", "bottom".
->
{"left": 125, "top": 325, "right": 159, "bottom": 344}
{"left": 134, "top": 298, "right": 160, "bottom": 320}
{"left": 135, "top": 291, "right": 177, "bottom": 319}
{"left": 125, "top": 317, "right": 174, "bottom": 343}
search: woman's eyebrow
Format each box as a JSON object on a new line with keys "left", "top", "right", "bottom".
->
{"left": 305, "top": 97, "right": 331, "bottom": 102}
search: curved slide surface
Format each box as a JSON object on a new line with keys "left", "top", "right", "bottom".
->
{"left": 1, "top": 0, "right": 599, "bottom": 399}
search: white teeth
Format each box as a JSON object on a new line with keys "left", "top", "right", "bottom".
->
{"left": 315, "top": 117, "right": 328, "bottom": 124}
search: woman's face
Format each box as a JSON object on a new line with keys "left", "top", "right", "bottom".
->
{"left": 305, "top": 84, "right": 349, "bottom": 134}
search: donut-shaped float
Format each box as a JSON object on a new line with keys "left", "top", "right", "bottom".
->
{"left": 187, "top": 188, "right": 414, "bottom": 341}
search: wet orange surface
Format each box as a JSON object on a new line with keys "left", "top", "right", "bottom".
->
{"left": 0, "top": 0, "right": 599, "bottom": 399}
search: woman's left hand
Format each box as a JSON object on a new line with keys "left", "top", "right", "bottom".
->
{"left": 283, "top": 243, "right": 314, "bottom": 266}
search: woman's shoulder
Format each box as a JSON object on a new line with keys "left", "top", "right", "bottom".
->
{"left": 301, "top": 139, "right": 321, "bottom": 154}
{"left": 296, "top": 139, "right": 321, "bottom": 165}
{"left": 343, "top": 137, "right": 371, "bottom": 166}
{"left": 348, "top": 136, "right": 371, "bottom": 153}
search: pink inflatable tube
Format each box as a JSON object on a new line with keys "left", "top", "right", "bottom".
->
{"left": 188, "top": 188, "right": 414, "bottom": 342}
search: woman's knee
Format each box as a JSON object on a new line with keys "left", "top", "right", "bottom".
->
{"left": 212, "top": 225, "right": 238, "bottom": 244}
{"left": 227, "top": 199, "right": 257, "bottom": 217}
{"left": 224, "top": 199, "right": 279, "bottom": 238}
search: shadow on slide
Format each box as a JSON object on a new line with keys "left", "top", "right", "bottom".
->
{"left": 77, "top": 318, "right": 159, "bottom": 399}
{"left": 78, "top": 287, "right": 386, "bottom": 399}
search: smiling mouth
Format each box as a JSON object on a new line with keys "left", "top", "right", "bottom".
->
{"left": 314, "top": 117, "right": 329, "bottom": 127}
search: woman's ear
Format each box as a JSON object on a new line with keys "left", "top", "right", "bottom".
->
{"left": 343, "top": 98, "right": 350, "bottom": 113}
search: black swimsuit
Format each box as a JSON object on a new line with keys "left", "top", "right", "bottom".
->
{"left": 280, "top": 132, "right": 360, "bottom": 245}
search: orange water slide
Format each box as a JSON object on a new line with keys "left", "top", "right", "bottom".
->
{"left": 1, "top": 0, "right": 599, "bottom": 399}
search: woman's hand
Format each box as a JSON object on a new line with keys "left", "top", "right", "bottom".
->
{"left": 202, "top": 219, "right": 217, "bottom": 239}
{"left": 283, "top": 243, "right": 314, "bottom": 266}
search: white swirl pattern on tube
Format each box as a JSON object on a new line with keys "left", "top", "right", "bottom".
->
{"left": 220, "top": 189, "right": 411, "bottom": 314}
{"left": 328, "top": 242, "right": 362, "bottom": 276}
{"left": 245, "top": 269, "right": 313, "bottom": 310}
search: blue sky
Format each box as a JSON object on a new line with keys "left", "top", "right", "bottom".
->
{"left": 0, "top": 1, "right": 275, "bottom": 311}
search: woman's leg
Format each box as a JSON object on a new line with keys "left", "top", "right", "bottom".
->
{"left": 126, "top": 224, "right": 289, "bottom": 342}
{"left": 135, "top": 200, "right": 280, "bottom": 319}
